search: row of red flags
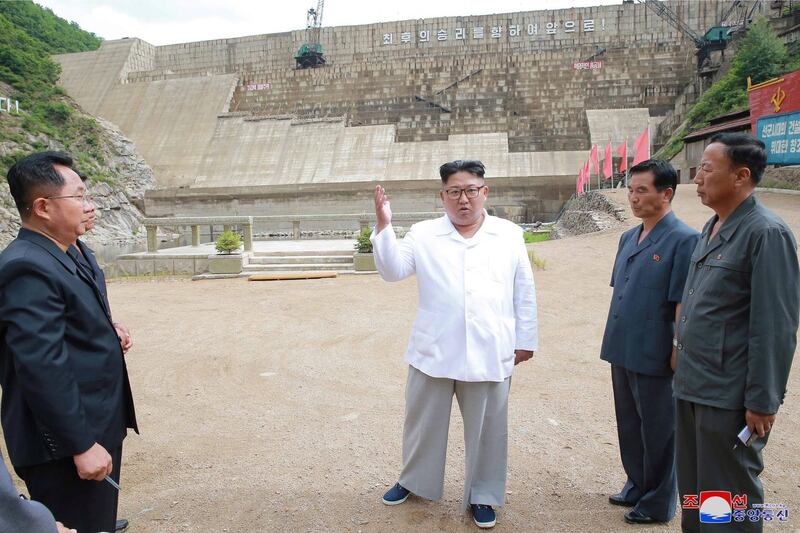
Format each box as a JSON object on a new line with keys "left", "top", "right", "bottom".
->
{"left": 576, "top": 128, "right": 650, "bottom": 194}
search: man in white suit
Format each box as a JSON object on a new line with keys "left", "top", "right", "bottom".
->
{"left": 372, "top": 160, "right": 538, "bottom": 529}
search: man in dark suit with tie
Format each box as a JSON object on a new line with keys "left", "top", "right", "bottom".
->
{"left": 600, "top": 159, "right": 699, "bottom": 525}
{"left": 70, "top": 172, "right": 133, "bottom": 358}
{"left": 0, "top": 151, "right": 137, "bottom": 532}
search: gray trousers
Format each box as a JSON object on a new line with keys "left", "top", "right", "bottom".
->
{"left": 676, "top": 399, "right": 769, "bottom": 533}
{"left": 611, "top": 365, "right": 677, "bottom": 521}
{"left": 398, "top": 365, "right": 510, "bottom": 511}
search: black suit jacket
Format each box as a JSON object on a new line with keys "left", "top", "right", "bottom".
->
{"left": 70, "top": 239, "right": 109, "bottom": 310}
{"left": 0, "top": 228, "right": 137, "bottom": 468}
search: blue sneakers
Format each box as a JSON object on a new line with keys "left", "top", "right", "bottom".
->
{"left": 382, "top": 483, "right": 411, "bottom": 505}
{"left": 471, "top": 504, "right": 496, "bottom": 528}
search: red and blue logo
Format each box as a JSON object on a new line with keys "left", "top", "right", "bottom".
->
{"left": 700, "top": 491, "right": 732, "bottom": 523}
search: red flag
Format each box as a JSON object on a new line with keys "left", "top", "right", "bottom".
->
{"left": 632, "top": 128, "right": 650, "bottom": 166}
{"left": 603, "top": 142, "right": 613, "bottom": 180}
{"left": 618, "top": 140, "right": 628, "bottom": 173}
{"left": 590, "top": 145, "right": 599, "bottom": 176}
{"left": 582, "top": 159, "right": 591, "bottom": 192}
{"left": 576, "top": 166, "right": 583, "bottom": 195}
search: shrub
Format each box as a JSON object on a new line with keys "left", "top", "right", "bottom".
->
{"left": 354, "top": 227, "right": 373, "bottom": 253}
{"left": 40, "top": 101, "right": 73, "bottom": 122}
{"left": 215, "top": 230, "right": 241, "bottom": 254}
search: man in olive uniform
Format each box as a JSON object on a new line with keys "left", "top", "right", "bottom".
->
{"left": 674, "top": 133, "right": 799, "bottom": 532}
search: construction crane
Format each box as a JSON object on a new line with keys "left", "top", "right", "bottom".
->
{"left": 718, "top": 0, "right": 763, "bottom": 29}
{"left": 295, "top": 0, "right": 326, "bottom": 69}
{"left": 634, "top": 0, "right": 761, "bottom": 68}
{"left": 635, "top": 0, "right": 705, "bottom": 47}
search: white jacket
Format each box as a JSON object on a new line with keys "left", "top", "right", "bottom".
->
{"left": 370, "top": 213, "right": 538, "bottom": 382}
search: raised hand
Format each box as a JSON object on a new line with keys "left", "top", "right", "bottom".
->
{"left": 374, "top": 185, "right": 392, "bottom": 233}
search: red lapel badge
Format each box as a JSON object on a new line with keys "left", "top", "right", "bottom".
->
{"left": 652, "top": 254, "right": 661, "bottom": 262}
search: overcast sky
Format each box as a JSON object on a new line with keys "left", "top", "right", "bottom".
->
{"left": 34, "top": 0, "right": 622, "bottom": 46}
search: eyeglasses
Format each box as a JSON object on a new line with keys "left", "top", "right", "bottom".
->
{"left": 442, "top": 185, "right": 486, "bottom": 200}
{"left": 45, "top": 193, "right": 98, "bottom": 205}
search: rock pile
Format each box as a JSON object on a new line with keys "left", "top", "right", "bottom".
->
{"left": 554, "top": 192, "right": 627, "bottom": 238}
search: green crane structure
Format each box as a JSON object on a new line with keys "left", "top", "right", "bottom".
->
{"left": 295, "top": 0, "right": 326, "bottom": 69}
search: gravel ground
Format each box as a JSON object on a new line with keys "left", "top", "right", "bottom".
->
{"left": 3, "top": 188, "right": 799, "bottom": 532}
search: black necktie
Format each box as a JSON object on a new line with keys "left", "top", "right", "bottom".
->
{"left": 67, "top": 248, "right": 111, "bottom": 319}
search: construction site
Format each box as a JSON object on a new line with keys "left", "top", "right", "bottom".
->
{"left": 53, "top": 1, "right": 779, "bottom": 228}
{"left": 2, "top": 3, "right": 800, "bottom": 531}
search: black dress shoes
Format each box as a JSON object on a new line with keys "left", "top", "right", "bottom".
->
{"left": 608, "top": 493, "right": 636, "bottom": 507}
{"left": 115, "top": 519, "right": 129, "bottom": 532}
{"left": 624, "top": 509, "right": 661, "bottom": 524}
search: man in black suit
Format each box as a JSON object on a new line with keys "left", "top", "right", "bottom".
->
{"left": 0, "top": 151, "right": 137, "bottom": 532}
{"left": 70, "top": 172, "right": 133, "bottom": 358}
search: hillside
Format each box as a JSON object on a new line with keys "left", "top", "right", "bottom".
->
{"left": 0, "top": 0, "right": 153, "bottom": 249}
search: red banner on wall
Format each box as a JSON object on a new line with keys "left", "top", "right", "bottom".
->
{"left": 749, "top": 70, "right": 800, "bottom": 132}
{"left": 573, "top": 60, "right": 603, "bottom": 70}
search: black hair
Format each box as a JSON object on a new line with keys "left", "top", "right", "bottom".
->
{"left": 708, "top": 132, "right": 767, "bottom": 184}
{"left": 629, "top": 159, "right": 678, "bottom": 199}
{"left": 6, "top": 151, "right": 74, "bottom": 216}
{"left": 439, "top": 160, "right": 486, "bottom": 183}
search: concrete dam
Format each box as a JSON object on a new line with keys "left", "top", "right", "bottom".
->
{"left": 54, "top": 1, "right": 737, "bottom": 223}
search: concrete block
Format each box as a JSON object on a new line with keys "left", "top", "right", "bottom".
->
{"left": 353, "top": 252, "right": 376, "bottom": 271}
{"left": 207, "top": 254, "right": 242, "bottom": 274}
{"left": 173, "top": 258, "right": 196, "bottom": 274}
{"left": 135, "top": 260, "right": 156, "bottom": 276}
{"left": 117, "top": 260, "right": 138, "bottom": 277}
{"left": 155, "top": 259, "right": 175, "bottom": 275}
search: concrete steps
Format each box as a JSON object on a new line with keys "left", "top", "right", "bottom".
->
{"left": 248, "top": 255, "right": 352, "bottom": 265}
{"left": 243, "top": 263, "right": 354, "bottom": 273}
{"left": 244, "top": 249, "right": 355, "bottom": 273}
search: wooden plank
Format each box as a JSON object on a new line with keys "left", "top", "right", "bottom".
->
{"left": 248, "top": 272, "right": 338, "bottom": 281}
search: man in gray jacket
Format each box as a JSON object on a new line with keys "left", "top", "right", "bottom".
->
{"left": 1, "top": 453, "right": 74, "bottom": 533}
{"left": 674, "top": 133, "right": 799, "bottom": 532}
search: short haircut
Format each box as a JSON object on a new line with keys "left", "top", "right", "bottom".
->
{"left": 439, "top": 160, "right": 486, "bottom": 183}
{"left": 7, "top": 151, "right": 74, "bottom": 216}
{"left": 708, "top": 132, "right": 767, "bottom": 184}
{"left": 629, "top": 159, "right": 678, "bottom": 197}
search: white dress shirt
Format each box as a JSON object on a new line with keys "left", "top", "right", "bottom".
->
{"left": 370, "top": 213, "right": 538, "bottom": 382}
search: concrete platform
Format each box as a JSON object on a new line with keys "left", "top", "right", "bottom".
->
{"left": 116, "top": 239, "right": 360, "bottom": 277}
{"left": 120, "top": 239, "right": 356, "bottom": 258}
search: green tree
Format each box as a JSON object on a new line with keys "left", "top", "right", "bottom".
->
{"left": 215, "top": 231, "right": 242, "bottom": 254}
{"left": 0, "top": 1, "right": 101, "bottom": 54}
{"left": 730, "top": 17, "right": 788, "bottom": 85}
{"left": 0, "top": 2, "right": 108, "bottom": 180}
{"left": 0, "top": 14, "right": 61, "bottom": 104}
